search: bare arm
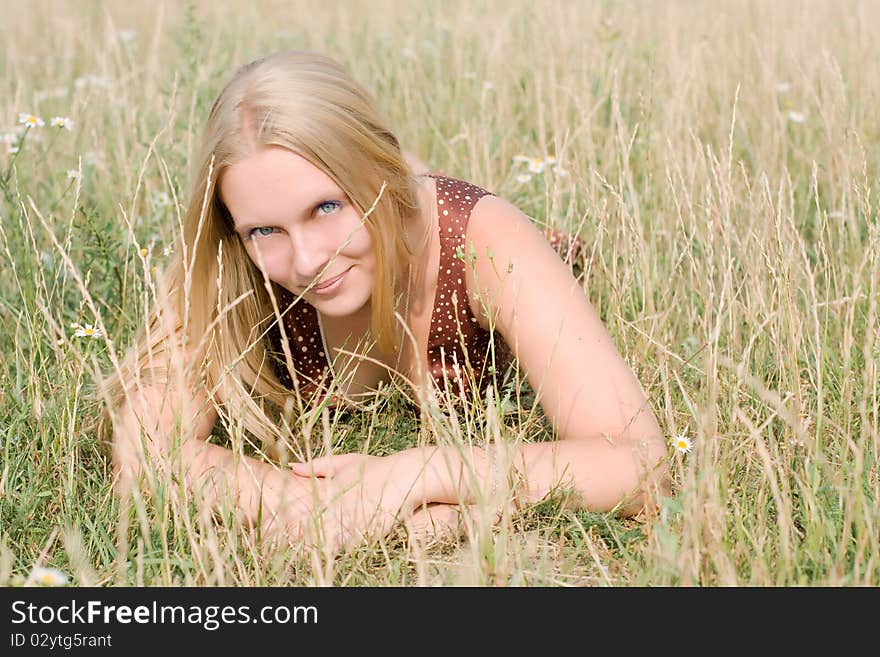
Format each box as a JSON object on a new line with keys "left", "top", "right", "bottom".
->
{"left": 370, "top": 196, "right": 670, "bottom": 519}
{"left": 456, "top": 195, "right": 670, "bottom": 514}
{"left": 111, "top": 365, "right": 312, "bottom": 538}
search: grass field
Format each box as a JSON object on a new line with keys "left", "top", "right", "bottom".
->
{"left": 1, "top": 0, "right": 878, "bottom": 586}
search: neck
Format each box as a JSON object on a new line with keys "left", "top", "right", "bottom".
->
{"left": 319, "top": 296, "right": 372, "bottom": 335}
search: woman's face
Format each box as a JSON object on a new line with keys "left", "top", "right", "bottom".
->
{"left": 220, "top": 145, "right": 376, "bottom": 318}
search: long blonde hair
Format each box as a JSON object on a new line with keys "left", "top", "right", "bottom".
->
{"left": 92, "top": 50, "right": 421, "bottom": 459}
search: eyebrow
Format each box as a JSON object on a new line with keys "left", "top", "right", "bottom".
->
{"left": 232, "top": 188, "right": 343, "bottom": 234}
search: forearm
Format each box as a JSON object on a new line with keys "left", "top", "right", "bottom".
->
{"left": 111, "top": 401, "right": 308, "bottom": 534}
{"left": 420, "top": 434, "right": 669, "bottom": 517}
{"left": 178, "top": 439, "right": 305, "bottom": 531}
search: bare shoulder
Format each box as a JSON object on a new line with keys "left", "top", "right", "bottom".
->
{"left": 463, "top": 192, "right": 662, "bottom": 445}
{"left": 465, "top": 194, "right": 539, "bottom": 281}
{"left": 463, "top": 193, "right": 555, "bottom": 325}
{"left": 467, "top": 193, "right": 538, "bottom": 241}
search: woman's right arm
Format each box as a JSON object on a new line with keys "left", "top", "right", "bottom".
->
{"left": 110, "top": 368, "right": 313, "bottom": 539}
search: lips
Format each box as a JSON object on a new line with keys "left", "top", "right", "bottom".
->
{"left": 314, "top": 270, "right": 346, "bottom": 290}
{"left": 307, "top": 266, "right": 353, "bottom": 294}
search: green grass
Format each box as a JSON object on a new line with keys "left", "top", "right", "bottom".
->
{"left": 0, "top": 0, "right": 878, "bottom": 586}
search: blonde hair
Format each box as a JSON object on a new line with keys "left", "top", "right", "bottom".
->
{"left": 92, "top": 50, "right": 421, "bottom": 459}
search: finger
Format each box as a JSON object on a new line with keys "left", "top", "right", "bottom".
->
{"left": 294, "top": 499, "right": 352, "bottom": 554}
{"left": 315, "top": 510, "right": 361, "bottom": 555}
{"left": 331, "top": 504, "right": 394, "bottom": 554}
{"left": 405, "top": 504, "right": 466, "bottom": 543}
{"left": 289, "top": 455, "right": 339, "bottom": 477}
{"left": 297, "top": 506, "right": 344, "bottom": 553}
{"left": 290, "top": 453, "right": 361, "bottom": 478}
{"left": 290, "top": 461, "right": 323, "bottom": 477}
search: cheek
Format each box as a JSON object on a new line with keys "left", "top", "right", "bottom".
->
{"left": 338, "top": 215, "right": 375, "bottom": 258}
{"left": 244, "top": 241, "right": 284, "bottom": 272}
{"left": 357, "top": 227, "right": 375, "bottom": 259}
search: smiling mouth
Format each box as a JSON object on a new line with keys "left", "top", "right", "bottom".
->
{"left": 312, "top": 267, "right": 350, "bottom": 291}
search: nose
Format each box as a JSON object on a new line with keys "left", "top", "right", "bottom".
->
{"left": 288, "top": 227, "right": 332, "bottom": 287}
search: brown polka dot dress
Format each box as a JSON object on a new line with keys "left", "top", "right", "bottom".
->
{"left": 264, "top": 174, "right": 586, "bottom": 409}
{"left": 422, "top": 174, "right": 514, "bottom": 399}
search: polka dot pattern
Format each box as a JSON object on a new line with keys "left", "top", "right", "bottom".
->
{"left": 266, "top": 286, "right": 333, "bottom": 402}
{"left": 424, "top": 175, "right": 513, "bottom": 396}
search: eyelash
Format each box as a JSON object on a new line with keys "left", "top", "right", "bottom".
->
{"left": 245, "top": 200, "right": 342, "bottom": 240}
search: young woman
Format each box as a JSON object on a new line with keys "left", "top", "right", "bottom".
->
{"left": 96, "top": 50, "right": 669, "bottom": 552}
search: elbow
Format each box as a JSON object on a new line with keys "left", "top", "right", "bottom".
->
{"left": 108, "top": 418, "right": 174, "bottom": 501}
{"left": 110, "top": 429, "right": 154, "bottom": 500}
{"left": 644, "top": 433, "right": 672, "bottom": 494}
{"left": 618, "top": 434, "right": 671, "bottom": 519}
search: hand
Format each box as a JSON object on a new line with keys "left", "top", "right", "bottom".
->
{"left": 405, "top": 503, "right": 475, "bottom": 545}
{"left": 289, "top": 450, "right": 433, "bottom": 552}
{"left": 249, "top": 469, "right": 326, "bottom": 547}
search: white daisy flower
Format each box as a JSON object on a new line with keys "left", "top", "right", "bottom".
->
{"left": 7, "top": 145, "right": 19, "bottom": 154}
{"left": 787, "top": 111, "right": 806, "bottom": 124}
{"left": 162, "top": 243, "right": 174, "bottom": 257}
{"left": 18, "top": 113, "right": 45, "bottom": 128}
{"left": 2, "top": 132, "right": 19, "bottom": 144}
{"left": 544, "top": 155, "right": 557, "bottom": 165}
{"left": 50, "top": 117, "right": 74, "bottom": 130}
{"left": 526, "top": 158, "right": 546, "bottom": 174}
{"left": 29, "top": 566, "right": 69, "bottom": 586}
{"left": 672, "top": 434, "right": 693, "bottom": 454}
{"left": 515, "top": 173, "right": 532, "bottom": 184}
{"left": 151, "top": 191, "right": 171, "bottom": 208}
{"left": 66, "top": 169, "right": 80, "bottom": 179}
{"left": 73, "top": 324, "right": 102, "bottom": 339}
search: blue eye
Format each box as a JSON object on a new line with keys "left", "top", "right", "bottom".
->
{"left": 243, "top": 200, "right": 341, "bottom": 241}
{"left": 247, "top": 226, "right": 275, "bottom": 239}
{"left": 316, "top": 200, "right": 341, "bottom": 215}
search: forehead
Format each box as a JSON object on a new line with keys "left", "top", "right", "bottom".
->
{"left": 219, "top": 146, "right": 341, "bottom": 225}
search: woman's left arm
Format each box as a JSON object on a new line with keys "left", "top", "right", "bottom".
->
{"left": 290, "top": 196, "right": 670, "bottom": 547}
{"left": 421, "top": 195, "right": 670, "bottom": 517}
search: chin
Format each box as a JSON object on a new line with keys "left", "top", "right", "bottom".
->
{"left": 309, "top": 285, "right": 372, "bottom": 318}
